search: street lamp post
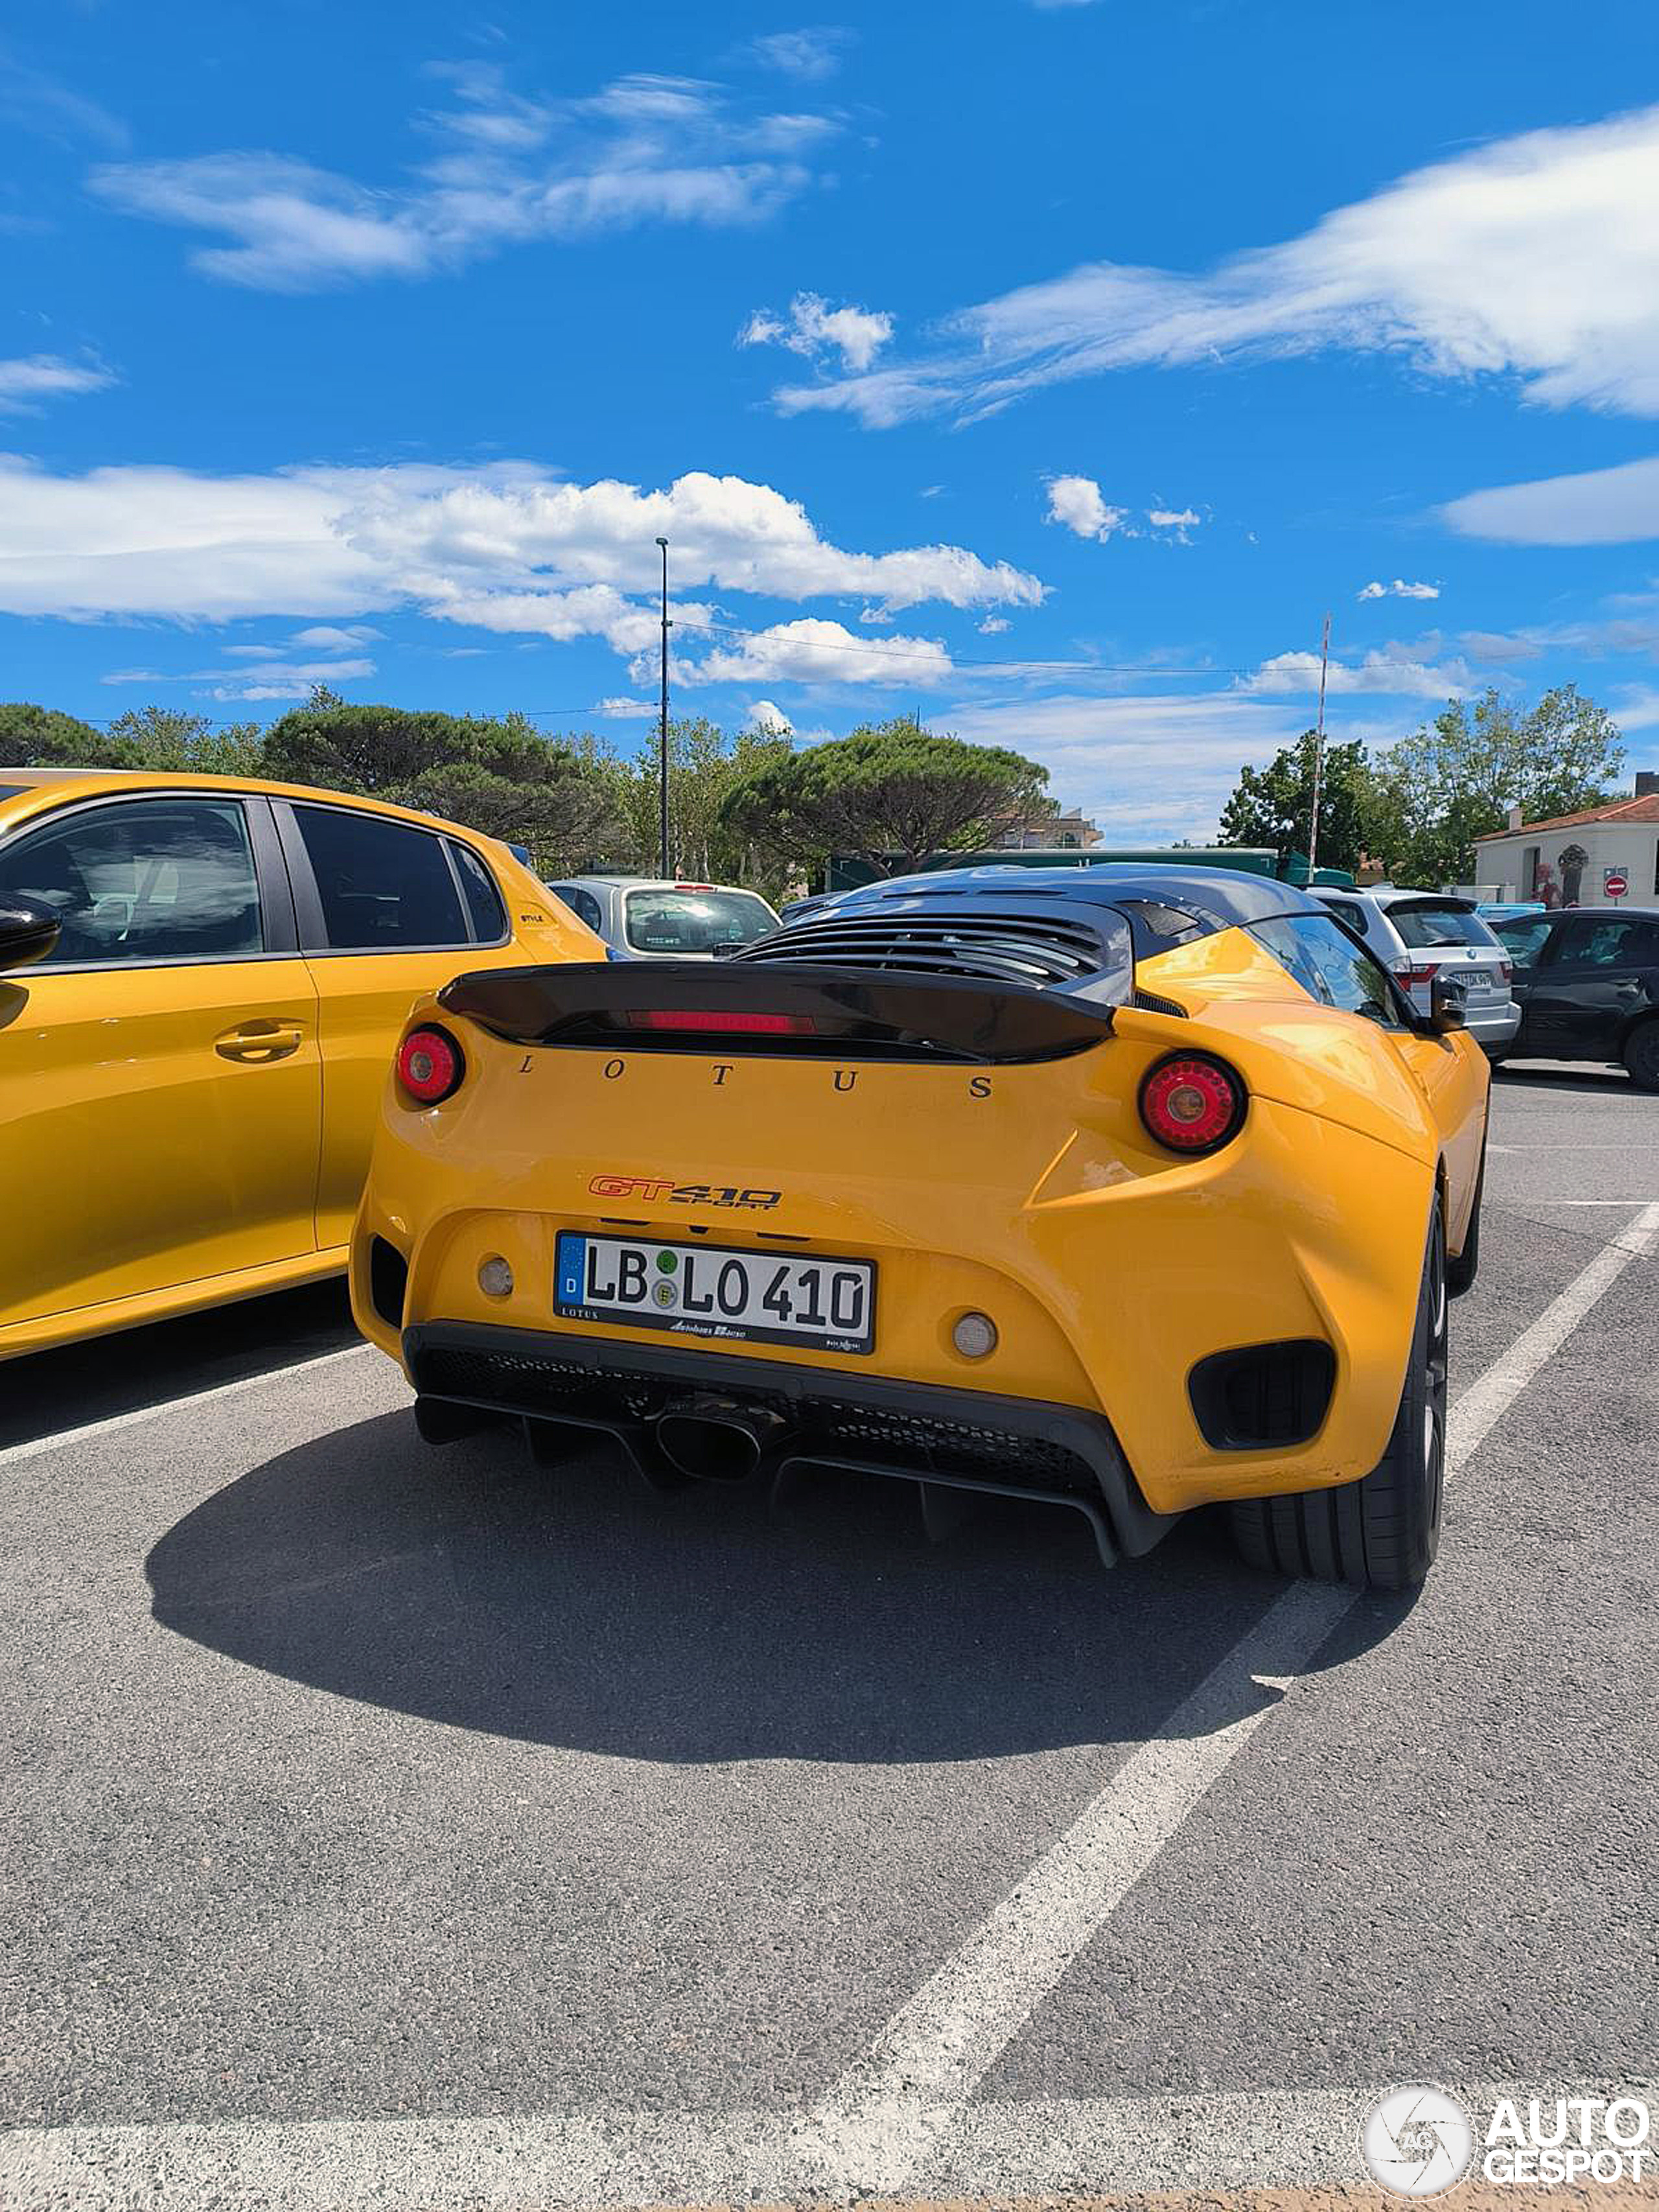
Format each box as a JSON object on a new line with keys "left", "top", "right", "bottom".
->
{"left": 656, "top": 536, "right": 671, "bottom": 878}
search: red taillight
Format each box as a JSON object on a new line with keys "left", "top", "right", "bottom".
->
{"left": 1499, "top": 959, "right": 1513, "bottom": 982}
{"left": 1139, "top": 1053, "right": 1246, "bottom": 1154}
{"left": 622, "top": 1010, "right": 816, "bottom": 1034}
{"left": 397, "top": 1025, "right": 463, "bottom": 1104}
{"left": 1395, "top": 962, "right": 1436, "bottom": 990}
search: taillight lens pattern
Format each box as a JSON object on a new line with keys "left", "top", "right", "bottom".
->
{"left": 1139, "top": 1053, "right": 1246, "bottom": 1154}
{"left": 397, "top": 1025, "right": 463, "bottom": 1104}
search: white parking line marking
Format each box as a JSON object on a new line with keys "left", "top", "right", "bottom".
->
{"left": 0, "top": 1343, "right": 374, "bottom": 1470}
{"left": 800, "top": 1198, "right": 1659, "bottom": 2195}
{"left": 1447, "top": 1200, "right": 1659, "bottom": 1473}
{"left": 3, "top": 1211, "right": 1654, "bottom": 2210}
{"left": 799, "top": 1580, "right": 1354, "bottom": 2195}
{"left": 2, "top": 2077, "right": 1641, "bottom": 2210}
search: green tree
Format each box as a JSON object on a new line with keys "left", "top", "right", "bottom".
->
{"left": 1371, "top": 685, "right": 1625, "bottom": 885}
{"left": 0, "top": 702, "right": 130, "bottom": 767}
{"left": 105, "top": 706, "right": 267, "bottom": 776}
{"left": 262, "top": 693, "right": 623, "bottom": 872}
{"left": 607, "top": 719, "right": 796, "bottom": 887}
{"left": 1216, "top": 731, "right": 1378, "bottom": 875}
{"left": 0, "top": 701, "right": 267, "bottom": 774}
{"left": 718, "top": 717, "right": 1049, "bottom": 879}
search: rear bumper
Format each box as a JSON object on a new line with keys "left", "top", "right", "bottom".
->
{"left": 1465, "top": 1002, "right": 1522, "bottom": 1049}
{"left": 402, "top": 1320, "right": 1177, "bottom": 1566}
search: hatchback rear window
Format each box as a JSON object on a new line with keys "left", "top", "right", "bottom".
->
{"left": 624, "top": 888, "right": 778, "bottom": 953}
{"left": 1386, "top": 902, "right": 1498, "bottom": 949}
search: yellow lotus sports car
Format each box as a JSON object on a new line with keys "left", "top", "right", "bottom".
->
{"left": 351, "top": 865, "right": 1489, "bottom": 1588}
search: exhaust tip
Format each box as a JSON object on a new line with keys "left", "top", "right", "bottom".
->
{"left": 655, "top": 1397, "right": 786, "bottom": 1483}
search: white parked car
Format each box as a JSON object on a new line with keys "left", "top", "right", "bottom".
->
{"left": 544, "top": 876, "right": 780, "bottom": 960}
{"left": 1315, "top": 886, "right": 1521, "bottom": 1056}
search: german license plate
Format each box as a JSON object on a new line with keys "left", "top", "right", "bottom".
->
{"left": 554, "top": 1232, "right": 876, "bottom": 1354}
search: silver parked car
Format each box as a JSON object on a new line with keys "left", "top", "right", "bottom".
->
{"left": 1315, "top": 886, "right": 1521, "bottom": 1055}
{"left": 545, "top": 876, "right": 780, "bottom": 960}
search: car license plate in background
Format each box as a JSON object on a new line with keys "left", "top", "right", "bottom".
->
{"left": 555, "top": 1232, "right": 876, "bottom": 1354}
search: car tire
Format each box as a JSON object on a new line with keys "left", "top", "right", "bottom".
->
{"left": 1229, "top": 1207, "right": 1446, "bottom": 1591}
{"left": 1446, "top": 1145, "right": 1483, "bottom": 1298}
{"left": 1623, "top": 1019, "right": 1659, "bottom": 1093}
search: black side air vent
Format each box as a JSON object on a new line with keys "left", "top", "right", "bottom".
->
{"left": 1188, "top": 1340, "right": 1336, "bottom": 1450}
{"left": 369, "top": 1237, "right": 410, "bottom": 1331}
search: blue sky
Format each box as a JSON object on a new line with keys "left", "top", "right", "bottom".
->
{"left": 3, "top": 0, "right": 1658, "bottom": 839}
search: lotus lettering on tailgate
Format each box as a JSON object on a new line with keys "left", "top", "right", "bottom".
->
{"left": 588, "top": 1174, "right": 782, "bottom": 1210}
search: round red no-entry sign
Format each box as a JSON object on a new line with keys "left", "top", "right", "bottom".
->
{"left": 1605, "top": 870, "right": 1629, "bottom": 898}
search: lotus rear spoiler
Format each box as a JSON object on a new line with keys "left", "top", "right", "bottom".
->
{"left": 439, "top": 960, "right": 1118, "bottom": 1065}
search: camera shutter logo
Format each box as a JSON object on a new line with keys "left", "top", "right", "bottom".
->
{"left": 1363, "top": 2086, "right": 1475, "bottom": 2196}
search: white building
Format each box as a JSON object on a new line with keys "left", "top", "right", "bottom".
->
{"left": 1471, "top": 774, "right": 1659, "bottom": 908}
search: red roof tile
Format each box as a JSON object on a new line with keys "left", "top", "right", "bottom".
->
{"left": 1474, "top": 795, "right": 1659, "bottom": 840}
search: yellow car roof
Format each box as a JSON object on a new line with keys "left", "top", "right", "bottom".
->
{"left": 0, "top": 766, "right": 511, "bottom": 848}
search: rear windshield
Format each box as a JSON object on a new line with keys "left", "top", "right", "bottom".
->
{"left": 1386, "top": 900, "right": 1499, "bottom": 949}
{"left": 623, "top": 887, "right": 778, "bottom": 953}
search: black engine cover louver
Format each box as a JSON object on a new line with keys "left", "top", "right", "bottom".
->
{"left": 733, "top": 907, "right": 1111, "bottom": 989}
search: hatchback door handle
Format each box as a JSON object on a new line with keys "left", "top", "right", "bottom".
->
{"left": 216, "top": 1021, "right": 305, "bottom": 1062}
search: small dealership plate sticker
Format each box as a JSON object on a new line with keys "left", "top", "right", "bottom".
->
{"left": 555, "top": 1231, "right": 876, "bottom": 1354}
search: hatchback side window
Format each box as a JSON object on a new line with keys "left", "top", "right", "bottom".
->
{"left": 1255, "top": 914, "right": 1408, "bottom": 1028}
{"left": 449, "top": 840, "right": 507, "bottom": 943}
{"left": 553, "top": 885, "right": 605, "bottom": 932}
{"left": 292, "top": 805, "right": 467, "bottom": 951}
{"left": 1494, "top": 918, "right": 1552, "bottom": 970}
{"left": 1554, "top": 916, "right": 1659, "bottom": 967}
{"left": 0, "top": 798, "right": 262, "bottom": 966}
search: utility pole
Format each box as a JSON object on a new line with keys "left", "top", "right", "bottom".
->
{"left": 656, "top": 535, "right": 671, "bottom": 878}
{"left": 1307, "top": 610, "right": 1331, "bottom": 879}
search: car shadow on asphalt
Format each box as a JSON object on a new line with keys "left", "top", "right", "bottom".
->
{"left": 0, "top": 1283, "right": 361, "bottom": 1451}
{"left": 1493, "top": 1063, "right": 1632, "bottom": 1096}
{"left": 145, "top": 1410, "right": 1411, "bottom": 1764}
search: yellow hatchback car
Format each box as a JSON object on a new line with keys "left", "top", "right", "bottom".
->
{"left": 0, "top": 769, "right": 598, "bottom": 1359}
{"left": 352, "top": 866, "right": 1489, "bottom": 1589}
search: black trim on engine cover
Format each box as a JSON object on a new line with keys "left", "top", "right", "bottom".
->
{"left": 402, "top": 1321, "right": 1176, "bottom": 1567}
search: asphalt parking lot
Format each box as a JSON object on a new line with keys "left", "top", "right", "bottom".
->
{"left": 3, "top": 1063, "right": 1656, "bottom": 2210}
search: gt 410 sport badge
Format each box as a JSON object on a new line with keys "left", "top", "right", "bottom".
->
{"left": 588, "top": 1174, "right": 781, "bottom": 1211}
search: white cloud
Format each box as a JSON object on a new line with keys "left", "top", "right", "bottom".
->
{"left": 0, "top": 456, "right": 1036, "bottom": 688}
{"left": 738, "top": 30, "right": 852, "bottom": 80}
{"left": 978, "top": 614, "right": 1011, "bottom": 634}
{"left": 596, "top": 695, "right": 656, "bottom": 717}
{"left": 1148, "top": 506, "right": 1200, "bottom": 542}
{"left": 745, "top": 697, "right": 795, "bottom": 732}
{"left": 102, "top": 654, "right": 376, "bottom": 701}
{"left": 290, "top": 622, "right": 383, "bottom": 647}
{"left": 1440, "top": 453, "right": 1659, "bottom": 544}
{"left": 943, "top": 692, "right": 1317, "bottom": 845}
{"left": 1045, "top": 474, "right": 1126, "bottom": 541}
{"left": 1240, "top": 646, "right": 1474, "bottom": 699}
{"left": 1609, "top": 684, "right": 1659, "bottom": 733}
{"left": 741, "top": 290, "right": 894, "bottom": 373}
{"left": 679, "top": 616, "right": 951, "bottom": 688}
{"left": 0, "top": 353, "right": 115, "bottom": 412}
{"left": 1358, "top": 577, "right": 1441, "bottom": 600}
{"left": 89, "top": 67, "right": 837, "bottom": 291}
{"left": 0, "top": 46, "right": 127, "bottom": 150}
{"left": 777, "top": 104, "right": 1659, "bottom": 425}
